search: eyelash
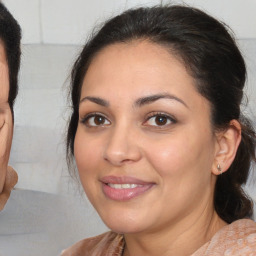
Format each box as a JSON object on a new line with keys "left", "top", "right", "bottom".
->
{"left": 80, "top": 112, "right": 111, "bottom": 127}
{"left": 80, "top": 112, "right": 177, "bottom": 128}
{"left": 144, "top": 112, "right": 177, "bottom": 128}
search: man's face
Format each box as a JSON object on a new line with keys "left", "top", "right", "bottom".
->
{"left": 0, "top": 41, "right": 13, "bottom": 192}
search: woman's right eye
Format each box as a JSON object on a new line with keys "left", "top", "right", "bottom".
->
{"left": 81, "top": 114, "right": 111, "bottom": 127}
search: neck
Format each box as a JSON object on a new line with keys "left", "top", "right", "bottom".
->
{"left": 123, "top": 207, "right": 226, "bottom": 256}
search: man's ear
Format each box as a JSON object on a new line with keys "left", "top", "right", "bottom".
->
{"left": 212, "top": 120, "right": 242, "bottom": 175}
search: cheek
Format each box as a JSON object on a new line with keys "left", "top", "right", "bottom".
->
{"left": 152, "top": 145, "right": 182, "bottom": 173}
{"left": 144, "top": 131, "right": 215, "bottom": 213}
{"left": 144, "top": 128, "right": 214, "bottom": 179}
{"left": 74, "top": 129, "right": 103, "bottom": 204}
{"left": 74, "top": 128, "right": 101, "bottom": 179}
{"left": 0, "top": 113, "right": 4, "bottom": 129}
{"left": 144, "top": 136, "right": 191, "bottom": 176}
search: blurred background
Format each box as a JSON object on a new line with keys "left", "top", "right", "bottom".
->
{"left": 1, "top": 0, "right": 256, "bottom": 254}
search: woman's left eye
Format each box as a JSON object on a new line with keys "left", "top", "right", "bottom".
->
{"left": 81, "top": 114, "right": 111, "bottom": 127}
{"left": 144, "top": 114, "right": 175, "bottom": 127}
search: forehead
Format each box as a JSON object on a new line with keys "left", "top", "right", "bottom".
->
{"left": 0, "top": 41, "right": 9, "bottom": 103}
{"left": 81, "top": 41, "right": 197, "bottom": 99}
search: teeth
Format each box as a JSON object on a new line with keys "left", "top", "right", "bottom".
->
{"left": 108, "top": 183, "right": 142, "bottom": 189}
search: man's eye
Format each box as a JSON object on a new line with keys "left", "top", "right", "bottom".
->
{"left": 82, "top": 114, "right": 111, "bottom": 127}
{"left": 145, "top": 114, "right": 175, "bottom": 127}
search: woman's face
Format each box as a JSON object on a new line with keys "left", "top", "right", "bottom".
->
{"left": 74, "top": 41, "right": 218, "bottom": 234}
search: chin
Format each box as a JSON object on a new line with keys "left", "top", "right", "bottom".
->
{"left": 105, "top": 221, "right": 144, "bottom": 234}
{"left": 99, "top": 209, "right": 150, "bottom": 234}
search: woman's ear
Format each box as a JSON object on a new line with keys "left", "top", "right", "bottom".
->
{"left": 212, "top": 120, "right": 242, "bottom": 175}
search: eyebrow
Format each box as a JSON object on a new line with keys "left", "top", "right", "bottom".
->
{"left": 79, "top": 93, "right": 188, "bottom": 108}
{"left": 79, "top": 96, "right": 109, "bottom": 107}
{"left": 134, "top": 93, "right": 188, "bottom": 108}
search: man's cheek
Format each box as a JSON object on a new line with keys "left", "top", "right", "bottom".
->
{"left": 0, "top": 118, "right": 9, "bottom": 158}
{"left": 0, "top": 113, "right": 4, "bottom": 129}
{"left": 0, "top": 62, "right": 10, "bottom": 103}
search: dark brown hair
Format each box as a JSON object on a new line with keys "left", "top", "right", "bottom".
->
{"left": 0, "top": 2, "right": 21, "bottom": 112}
{"left": 66, "top": 5, "right": 256, "bottom": 223}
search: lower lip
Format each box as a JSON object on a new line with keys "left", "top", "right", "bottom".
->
{"left": 102, "top": 183, "right": 154, "bottom": 201}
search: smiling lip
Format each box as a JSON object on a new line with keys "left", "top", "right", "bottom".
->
{"left": 100, "top": 176, "right": 155, "bottom": 201}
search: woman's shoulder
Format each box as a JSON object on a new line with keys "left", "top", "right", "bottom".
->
{"left": 60, "top": 231, "right": 124, "bottom": 256}
{"left": 193, "top": 219, "right": 256, "bottom": 255}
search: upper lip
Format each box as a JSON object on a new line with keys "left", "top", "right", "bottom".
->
{"left": 100, "top": 176, "right": 154, "bottom": 185}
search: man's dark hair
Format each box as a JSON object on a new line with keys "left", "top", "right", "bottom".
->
{"left": 0, "top": 2, "right": 21, "bottom": 112}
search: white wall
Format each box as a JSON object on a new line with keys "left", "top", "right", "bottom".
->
{"left": 3, "top": 0, "right": 256, "bottom": 45}
{"left": 2, "top": 0, "right": 256, "bottom": 220}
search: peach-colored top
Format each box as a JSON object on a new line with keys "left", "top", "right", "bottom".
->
{"left": 61, "top": 219, "right": 256, "bottom": 256}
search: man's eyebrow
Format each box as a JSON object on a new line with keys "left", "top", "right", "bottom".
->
{"left": 79, "top": 96, "right": 109, "bottom": 107}
{"left": 134, "top": 93, "right": 188, "bottom": 108}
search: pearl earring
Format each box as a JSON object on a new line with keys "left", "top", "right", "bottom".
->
{"left": 217, "top": 164, "right": 222, "bottom": 174}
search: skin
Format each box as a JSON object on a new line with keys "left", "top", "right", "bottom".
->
{"left": 74, "top": 41, "right": 240, "bottom": 255}
{"left": 0, "top": 41, "right": 13, "bottom": 193}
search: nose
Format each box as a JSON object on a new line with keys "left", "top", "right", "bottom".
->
{"left": 103, "top": 124, "right": 142, "bottom": 166}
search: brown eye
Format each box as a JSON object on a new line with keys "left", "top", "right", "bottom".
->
{"left": 145, "top": 113, "right": 175, "bottom": 127}
{"left": 155, "top": 116, "right": 168, "bottom": 126}
{"left": 94, "top": 115, "right": 105, "bottom": 125}
{"left": 82, "top": 114, "right": 111, "bottom": 127}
